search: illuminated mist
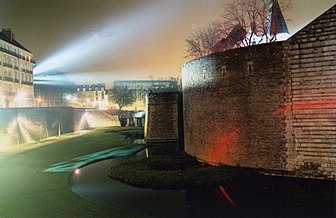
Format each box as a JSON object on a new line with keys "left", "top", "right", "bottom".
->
{"left": 33, "top": 2, "right": 183, "bottom": 85}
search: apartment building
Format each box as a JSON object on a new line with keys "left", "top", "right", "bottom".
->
{"left": 0, "top": 28, "right": 35, "bottom": 108}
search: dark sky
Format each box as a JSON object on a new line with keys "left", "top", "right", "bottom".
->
{"left": 0, "top": 0, "right": 335, "bottom": 85}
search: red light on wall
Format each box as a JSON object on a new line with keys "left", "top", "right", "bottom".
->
{"left": 208, "top": 128, "right": 240, "bottom": 163}
{"left": 273, "top": 100, "right": 336, "bottom": 115}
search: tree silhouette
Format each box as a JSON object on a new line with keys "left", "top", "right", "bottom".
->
{"left": 109, "top": 86, "right": 136, "bottom": 110}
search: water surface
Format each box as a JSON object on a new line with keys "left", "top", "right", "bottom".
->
{"left": 68, "top": 158, "right": 336, "bottom": 218}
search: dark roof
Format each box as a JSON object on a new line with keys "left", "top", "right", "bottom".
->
{"left": 270, "top": 0, "right": 289, "bottom": 35}
{"left": 0, "top": 32, "right": 31, "bottom": 53}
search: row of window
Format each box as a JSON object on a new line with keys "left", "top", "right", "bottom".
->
{"left": 77, "top": 87, "right": 105, "bottom": 92}
{"left": 0, "top": 42, "right": 32, "bottom": 62}
{"left": 1, "top": 54, "right": 33, "bottom": 71}
{"left": 1, "top": 70, "right": 33, "bottom": 83}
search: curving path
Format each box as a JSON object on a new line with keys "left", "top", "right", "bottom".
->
{"left": 0, "top": 132, "right": 151, "bottom": 218}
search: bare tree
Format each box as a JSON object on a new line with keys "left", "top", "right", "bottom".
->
{"left": 185, "top": 22, "right": 222, "bottom": 59}
{"left": 219, "top": 0, "right": 290, "bottom": 45}
{"left": 185, "top": 0, "right": 291, "bottom": 58}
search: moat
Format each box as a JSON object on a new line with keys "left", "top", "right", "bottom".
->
{"left": 69, "top": 158, "right": 336, "bottom": 218}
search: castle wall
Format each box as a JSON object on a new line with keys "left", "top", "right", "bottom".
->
{"left": 145, "top": 92, "right": 183, "bottom": 155}
{"left": 182, "top": 5, "right": 336, "bottom": 179}
{"left": 284, "top": 5, "right": 336, "bottom": 178}
{"left": 182, "top": 42, "right": 288, "bottom": 170}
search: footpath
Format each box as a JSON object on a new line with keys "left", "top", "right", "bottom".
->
{"left": 0, "top": 127, "right": 147, "bottom": 218}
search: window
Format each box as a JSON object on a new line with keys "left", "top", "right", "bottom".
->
{"left": 247, "top": 61, "right": 253, "bottom": 76}
{"left": 221, "top": 65, "right": 227, "bottom": 79}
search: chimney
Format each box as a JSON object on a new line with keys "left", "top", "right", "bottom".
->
{"left": 1, "top": 28, "right": 15, "bottom": 41}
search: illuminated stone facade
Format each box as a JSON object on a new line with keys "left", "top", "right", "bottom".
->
{"left": 75, "top": 84, "right": 108, "bottom": 109}
{"left": 182, "top": 5, "right": 336, "bottom": 179}
{"left": 0, "top": 28, "right": 35, "bottom": 108}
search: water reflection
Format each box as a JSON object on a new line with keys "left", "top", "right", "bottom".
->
{"left": 68, "top": 159, "right": 336, "bottom": 218}
{"left": 187, "top": 176, "right": 336, "bottom": 218}
{"left": 68, "top": 159, "right": 187, "bottom": 217}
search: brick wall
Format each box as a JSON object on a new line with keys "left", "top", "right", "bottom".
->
{"left": 182, "top": 4, "right": 336, "bottom": 179}
{"left": 183, "top": 42, "right": 287, "bottom": 170}
{"left": 145, "top": 92, "right": 183, "bottom": 154}
{"left": 283, "top": 5, "right": 336, "bottom": 179}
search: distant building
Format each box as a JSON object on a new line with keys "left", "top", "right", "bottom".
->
{"left": 0, "top": 28, "right": 35, "bottom": 108}
{"left": 34, "top": 70, "right": 75, "bottom": 107}
{"left": 75, "top": 83, "right": 108, "bottom": 109}
{"left": 113, "top": 80, "right": 179, "bottom": 101}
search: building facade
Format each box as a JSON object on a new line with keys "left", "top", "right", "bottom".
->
{"left": 75, "top": 83, "right": 108, "bottom": 109}
{"left": 0, "top": 28, "right": 34, "bottom": 108}
{"left": 114, "top": 80, "right": 179, "bottom": 101}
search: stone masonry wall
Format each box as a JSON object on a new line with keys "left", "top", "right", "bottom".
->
{"left": 182, "top": 4, "right": 336, "bottom": 179}
{"left": 183, "top": 42, "right": 287, "bottom": 170}
{"left": 0, "top": 107, "right": 87, "bottom": 146}
{"left": 283, "top": 5, "right": 336, "bottom": 179}
{"left": 145, "top": 92, "right": 183, "bottom": 154}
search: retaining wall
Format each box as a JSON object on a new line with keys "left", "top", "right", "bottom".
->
{"left": 0, "top": 107, "right": 88, "bottom": 146}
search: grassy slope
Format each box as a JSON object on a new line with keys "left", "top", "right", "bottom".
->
{"left": 0, "top": 127, "right": 150, "bottom": 218}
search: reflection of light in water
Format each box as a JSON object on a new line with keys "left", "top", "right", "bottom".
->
{"left": 219, "top": 185, "right": 237, "bottom": 208}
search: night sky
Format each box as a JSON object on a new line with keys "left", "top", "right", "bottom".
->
{"left": 0, "top": 0, "right": 334, "bottom": 86}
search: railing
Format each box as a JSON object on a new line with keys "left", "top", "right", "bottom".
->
{"left": 3, "top": 63, "right": 13, "bottom": 68}
{"left": 14, "top": 79, "right": 20, "bottom": 83}
{"left": 21, "top": 81, "right": 33, "bottom": 86}
{"left": 3, "top": 76, "right": 13, "bottom": 82}
{"left": 14, "top": 66, "right": 19, "bottom": 70}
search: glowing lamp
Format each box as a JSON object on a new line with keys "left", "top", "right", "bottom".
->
{"left": 17, "top": 92, "right": 26, "bottom": 99}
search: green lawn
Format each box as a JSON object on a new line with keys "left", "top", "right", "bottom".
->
{"left": 0, "top": 127, "right": 150, "bottom": 218}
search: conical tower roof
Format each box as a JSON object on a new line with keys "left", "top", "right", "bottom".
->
{"left": 269, "top": 0, "right": 289, "bottom": 35}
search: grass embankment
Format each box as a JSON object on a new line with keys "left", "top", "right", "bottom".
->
{"left": 109, "top": 152, "right": 257, "bottom": 190}
{"left": 0, "top": 126, "right": 148, "bottom": 218}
